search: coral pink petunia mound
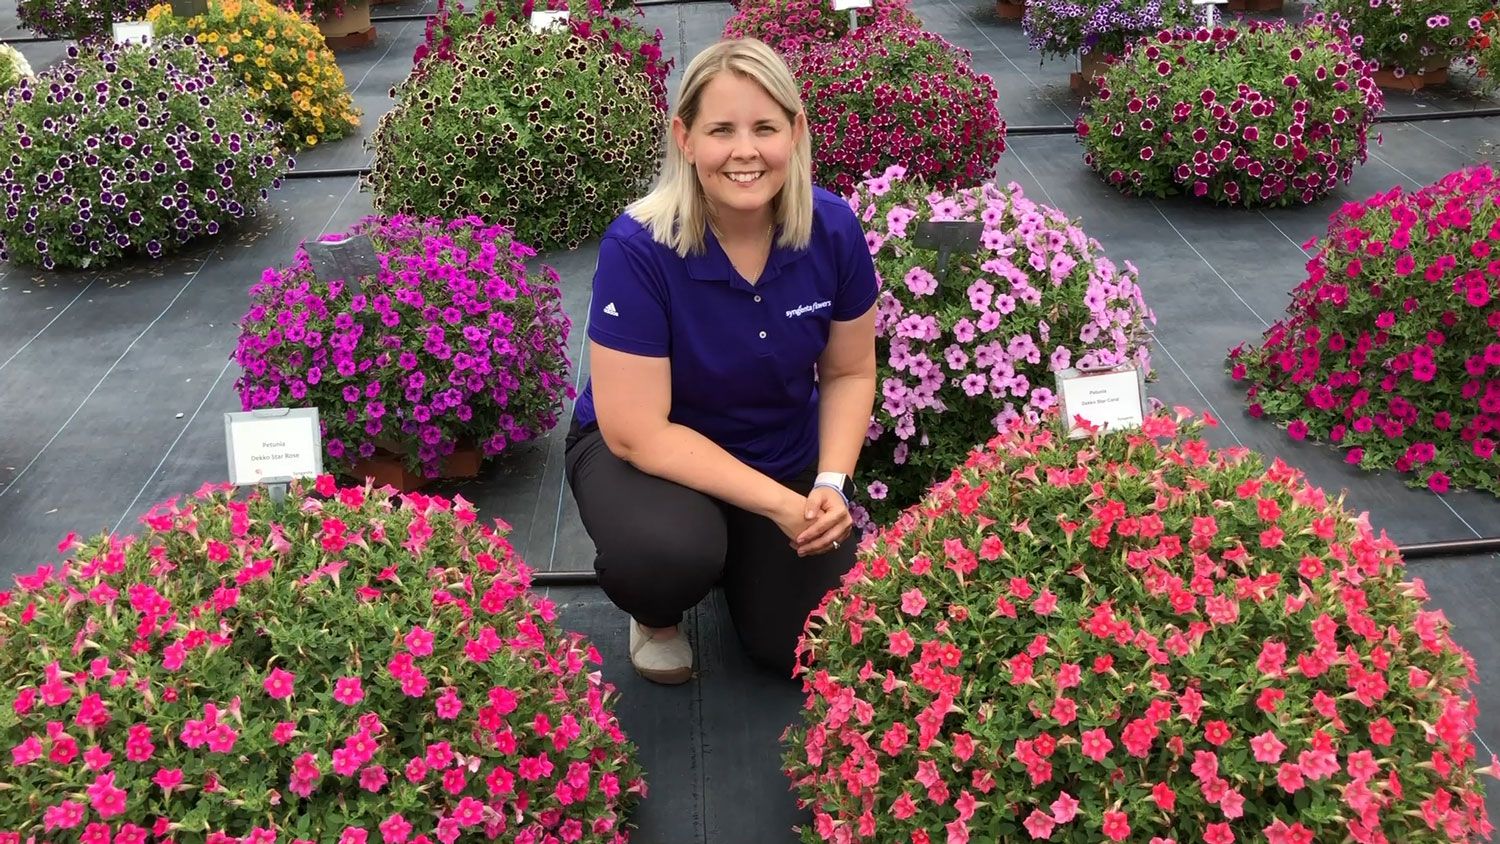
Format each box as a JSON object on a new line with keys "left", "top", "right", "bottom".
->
{"left": 784, "top": 408, "right": 1493, "bottom": 843}
{"left": 0, "top": 479, "right": 643, "bottom": 843}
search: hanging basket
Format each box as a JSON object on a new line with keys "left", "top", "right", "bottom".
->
{"left": 317, "top": 0, "right": 376, "bottom": 50}
{"left": 1070, "top": 50, "right": 1110, "bottom": 95}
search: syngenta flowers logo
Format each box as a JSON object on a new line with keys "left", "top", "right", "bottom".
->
{"left": 786, "top": 299, "right": 832, "bottom": 318}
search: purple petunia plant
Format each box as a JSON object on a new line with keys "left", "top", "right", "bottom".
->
{"left": 848, "top": 165, "right": 1157, "bottom": 532}
{"left": 17, "top": 0, "right": 152, "bottom": 41}
{"left": 0, "top": 38, "right": 287, "bottom": 270}
{"left": 1024, "top": 0, "right": 1196, "bottom": 61}
{"left": 234, "top": 215, "right": 576, "bottom": 480}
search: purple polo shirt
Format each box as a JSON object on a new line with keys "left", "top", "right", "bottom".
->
{"left": 572, "top": 186, "right": 879, "bottom": 480}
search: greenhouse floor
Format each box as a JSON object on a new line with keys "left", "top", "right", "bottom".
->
{"left": 1, "top": 0, "right": 1499, "bottom": 840}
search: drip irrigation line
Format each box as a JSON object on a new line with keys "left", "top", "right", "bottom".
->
{"left": 1398, "top": 537, "right": 1500, "bottom": 560}
{"left": 530, "top": 535, "right": 1499, "bottom": 587}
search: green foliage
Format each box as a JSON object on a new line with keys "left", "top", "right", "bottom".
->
{"left": 367, "top": 21, "right": 661, "bottom": 253}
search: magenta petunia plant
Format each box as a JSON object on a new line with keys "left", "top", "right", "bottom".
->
{"left": 792, "top": 24, "right": 1006, "bottom": 197}
{"left": 722, "top": 0, "right": 921, "bottom": 56}
{"left": 1228, "top": 163, "right": 1500, "bottom": 496}
{"left": 785, "top": 407, "right": 1496, "bottom": 844}
{"left": 1077, "top": 20, "right": 1385, "bottom": 207}
{"left": 0, "top": 479, "right": 644, "bottom": 843}
{"left": 233, "top": 215, "right": 575, "bottom": 480}
{"left": 846, "top": 165, "right": 1155, "bottom": 532}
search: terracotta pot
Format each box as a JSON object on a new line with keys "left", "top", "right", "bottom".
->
{"left": 1372, "top": 64, "right": 1449, "bottom": 92}
{"left": 1070, "top": 51, "right": 1110, "bottom": 95}
{"left": 995, "top": 0, "right": 1025, "bottom": 20}
{"left": 1225, "top": 0, "right": 1282, "bottom": 11}
{"left": 318, "top": 0, "right": 376, "bottom": 51}
{"left": 343, "top": 444, "right": 483, "bottom": 492}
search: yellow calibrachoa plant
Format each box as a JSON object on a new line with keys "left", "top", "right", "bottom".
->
{"left": 148, "top": 0, "right": 359, "bottom": 150}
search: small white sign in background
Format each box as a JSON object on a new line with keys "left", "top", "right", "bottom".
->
{"left": 112, "top": 20, "right": 154, "bottom": 45}
{"left": 1055, "top": 365, "right": 1147, "bottom": 439}
{"left": 529, "top": 9, "right": 569, "bottom": 31}
{"left": 224, "top": 408, "right": 323, "bottom": 486}
{"left": 832, "top": 0, "right": 872, "bottom": 10}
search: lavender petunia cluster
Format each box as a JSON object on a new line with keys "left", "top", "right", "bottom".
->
{"left": 848, "top": 164, "right": 1157, "bottom": 531}
{"left": 1024, "top": 0, "right": 1197, "bottom": 60}
{"left": 234, "top": 215, "right": 576, "bottom": 479}
{"left": 0, "top": 38, "right": 287, "bottom": 271}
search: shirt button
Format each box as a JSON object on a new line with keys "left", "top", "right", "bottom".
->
{"left": 759, "top": 331, "right": 767, "bottom": 339}
{"left": 754, "top": 295, "right": 762, "bottom": 302}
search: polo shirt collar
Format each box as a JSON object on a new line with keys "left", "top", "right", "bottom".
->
{"left": 686, "top": 224, "right": 808, "bottom": 286}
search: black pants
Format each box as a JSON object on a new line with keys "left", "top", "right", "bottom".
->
{"left": 564, "top": 419, "right": 857, "bottom": 677}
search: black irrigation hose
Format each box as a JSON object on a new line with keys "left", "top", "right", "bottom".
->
{"left": 530, "top": 536, "right": 1500, "bottom": 586}
{"left": 1398, "top": 537, "right": 1500, "bottom": 560}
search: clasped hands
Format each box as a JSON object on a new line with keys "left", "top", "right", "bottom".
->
{"left": 772, "top": 485, "right": 853, "bottom": 558}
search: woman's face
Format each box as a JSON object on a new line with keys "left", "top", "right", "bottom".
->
{"left": 674, "top": 71, "right": 803, "bottom": 224}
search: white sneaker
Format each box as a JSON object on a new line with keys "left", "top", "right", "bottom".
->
{"left": 628, "top": 619, "right": 694, "bottom": 685}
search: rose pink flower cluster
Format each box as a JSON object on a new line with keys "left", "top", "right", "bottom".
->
{"left": 845, "top": 164, "right": 1155, "bottom": 532}
{"left": 791, "top": 24, "right": 1005, "bottom": 196}
{"left": 786, "top": 407, "right": 1496, "bottom": 844}
{"left": 1077, "top": 20, "right": 1385, "bottom": 207}
{"left": 1229, "top": 163, "right": 1500, "bottom": 495}
{"left": 722, "top": 0, "right": 921, "bottom": 55}
{"left": 0, "top": 478, "right": 644, "bottom": 843}
{"left": 233, "top": 214, "right": 575, "bottom": 481}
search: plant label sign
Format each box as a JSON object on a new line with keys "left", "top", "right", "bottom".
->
{"left": 1054, "top": 365, "right": 1147, "bottom": 439}
{"left": 305, "top": 233, "right": 380, "bottom": 295}
{"left": 911, "top": 219, "right": 984, "bottom": 284}
{"left": 224, "top": 407, "right": 323, "bottom": 487}
{"left": 1191, "top": 0, "right": 1227, "bottom": 27}
{"left": 832, "top": 0, "right": 872, "bottom": 9}
{"left": 529, "top": 9, "right": 569, "bottom": 32}
{"left": 112, "top": 20, "right": 154, "bottom": 45}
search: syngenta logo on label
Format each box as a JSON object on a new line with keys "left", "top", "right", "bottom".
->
{"left": 785, "top": 300, "right": 832, "bottom": 318}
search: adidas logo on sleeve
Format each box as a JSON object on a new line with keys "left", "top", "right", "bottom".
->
{"left": 602, "top": 302, "right": 620, "bottom": 317}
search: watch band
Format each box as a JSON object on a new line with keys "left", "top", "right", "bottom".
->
{"left": 814, "top": 471, "right": 850, "bottom": 506}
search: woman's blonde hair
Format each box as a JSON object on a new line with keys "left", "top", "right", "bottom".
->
{"left": 626, "top": 38, "right": 814, "bottom": 257}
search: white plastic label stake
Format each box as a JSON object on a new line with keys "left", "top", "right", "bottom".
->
{"left": 529, "top": 9, "right": 569, "bottom": 31}
{"left": 224, "top": 408, "right": 323, "bottom": 486}
{"left": 1054, "top": 365, "right": 1147, "bottom": 439}
{"left": 1192, "top": 0, "right": 1226, "bottom": 28}
{"left": 111, "top": 20, "right": 154, "bottom": 45}
{"left": 832, "top": 0, "right": 871, "bottom": 9}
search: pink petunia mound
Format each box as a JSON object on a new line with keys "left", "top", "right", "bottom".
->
{"left": 721, "top": 0, "right": 920, "bottom": 56}
{"left": 1078, "top": 20, "right": 1384, "bottom": 207}
{"left": 784, "top": 408, "right": 1493, "bottom": 843}
{"left": 0, "top": 479, "right": 643, "bottom": 843}
{"left": 1229, "top": 163, "right": 1500, "bottom": 495}
{"left": 792, "top": 24, "right": 1006, "bottom": 197}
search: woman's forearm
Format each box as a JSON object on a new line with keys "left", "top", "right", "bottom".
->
{"left": 816, "top": 372, "right": 877, "bottom": 476}
{"left": 619, "top": 423, "right": 797, "bottom": 519}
